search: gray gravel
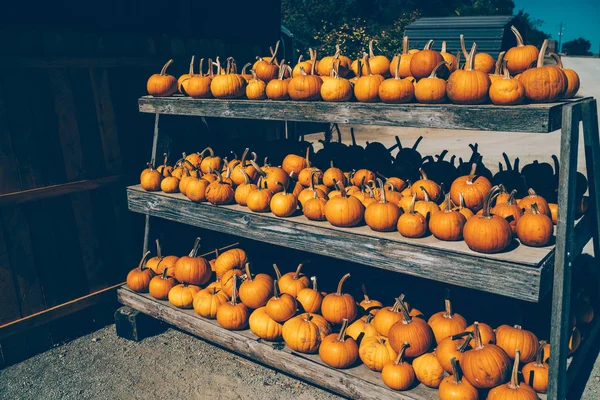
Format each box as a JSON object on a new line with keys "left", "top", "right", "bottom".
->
{"left": 0, "top": 325, "right": 340, "bottom": 400}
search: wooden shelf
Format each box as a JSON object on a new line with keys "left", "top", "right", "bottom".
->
{"left": 128, "top": 185, "right": 566, "bottom": 302}
{"left": 117, "top": 287, "right": 438, "bottom": 400}
{"left": 138, "top": 96, "right": 591, "bottom": 133}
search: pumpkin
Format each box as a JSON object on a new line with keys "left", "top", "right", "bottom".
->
{"left": 296, "top": 276, "right": 323, "bottom": 313}
{"left": 359, "top": 284, "right": 383, "bottom": 313}
{"left": 321, "top": 273, "right": 358, "bottom": 324}
{"left": 160, "top": 170, "right": 180, "bottom": 193}
{"left": 210, "top": 57, "right": 246, "bottom": 99}
{"left": 505, "top": 25, "right": 540, "bottom": 75}
{"left": 216, "top": 275, "right": 250, "bottom": 330}
{"left": 140, "top": 163, "right": 163, "bottom": 191}
{"left": 381, "top": 342, "right": 415, "bottom": 391}
{"left": 354, "top": 55, "right": 385, "bottom": 103}
{"left": 549, "top": 53, "right": 580, "bottom": 98}
{"left": 519, "top": 188, "right": 551, "bottom": 216}
{"left": 303, "top": 191, "right": 327, "bottom": 221}
{"left": 239, "top": 263, "right": 273, "bottom": 309}
{"left": 221, "top": 269, "right": 244, "bottom": 298}
{"left": 491, "top": 189, "right": 523, "bottom": 235}
{"left": 273, "top": 262, "right": 310, "bottom": 298}
{"left": 193, "top": 287, "right": 228, "bottom": 319}
{"left": 254, "top": 41, "right": 279, "bottom": 82}
{"left": 282, "top": 147, "right": 310, "bottom": 177}
{"left": 428, "top": 297, "right": 468, "bottom": 344}
{"left": 321, "top": 59, "right": 353, "bottom": 102}
{"left": 520, "top": 40, "right": 567, "bottom": 103}
{"left": 397, "top": 194, "right": 428, "bottom": 238}
{"left": 412, "top": 168, "right": 441, "bottom": 202}
{"left": 146, "top": 239, "right": 179, "bottom": 276}
{"left": 488, "top": 51, "right": 506, "bottom": 83}
{"left": 429, "top": 194, "right": 467, "bottom": 241}
{"left": 323, "top": 161, "right": 346, "bottom": 188}
{"left": 436, "top": 332, "right": 472, "bottom": 373}
{"left": 522, "top": 341, "right": 548, "bottom": 393}
{"left": 495, "top": 324, "right": 539, "bottom": 363}
{"left": 372, "top": 297, "right": 406, "bottom": 337}
{"left": 269, "top": 182, "right": 298, "bottom": 217}
{"left": 461, "top": 322, "right": 511, "bottom": 388}
{"left": 156, "top": 153, "right": 174, "bottom": 177}
{"left": 282, "top": 313, "right": 331, "bottom": 353}
{"left": 266, "top": 279, "right": 298, "bottom": 322}
{"left": 549, "top": 203, "right": 558, "bottom": 224}
{"left": 447, "top": 43, "right": 490, "bottom": 105}
{"left": 198, "top": 147, "right": 222, "bottom": 174}
{"left": 365, "top": 178, "right": 402, "bottom": 232}
{"left": 414, "top": 61, "right": 448, "bottom": 104}
{"left": 292, "top": 50, "right": 318, "bottom": 77}
{"left": 490, "top": 60, "right": 526, "bottom": 105}
{"left": 516, "top": 203, "right": 554, "bottom": 247}
{"left": 450, "top": 162, "right": 493, "bottom": 212}
{"left": 460, "top": 34, "right": 495, "bottom": 73}
{"left": 414, "top": 187, "right": 440, "bottom": 220}
{"left": 149, "top": 268, "right": 176, "bottom": 300}
{"left": 177, "top": 56, "right": 194, "bottom": 94}
{"left": 318, "top": 44, "right": 351, "bottom": 77}
{"left": 126, "top": 251, "right": 154, "bottom": 292}
{"left": 439, "top": 41, "right": 458, "bottom": 72}
{"left": 453, "top": 193, "right": 475, "bottom": 221}
{"left": 352, "top": 169, "right": 376, "bottom": 187}
{"left": 488, "top": 350, "right": 539, "bottom": 400}
{"left": 298, "top": 172, "right": 327, "bottom": 205}
{"left": 168, "top": 283, "right": 201, "bottom": 309}
{"left": 178, "top": 167, "right": 199, "bottom": 196}
{"left": 347, "top": 313, "right": 379, "bottom": 343}
{"left": 388, "top": 298, "right": 434, "bottom": 358}
{"left": 266, "top": 62, "right": 291, "bottom": 100}
{"left": 173, "top": 237, "right": 212, "bottom": 285}
{"left": 359, "top": 335, "right": 396, "bottom": 371}
{"left": 147, "top": 59, "right": 177, "bottom": 96}
{"left": 389, "top": 36, "right": 414, "bottom": 78}
{"left": 234, "top": 168, "right": 258, "bottom": 206}
{"left": 463, "top": 186, "right": 513, "bottom": 254}
{"left": 413, "top": 351, "right": 445, "bottom": 388}
{"left": 288, "top": 51, "right": 323, "bottom": 101}
{"left": 230, "top": 148, "right": 258, "bottom": 186}
{"left": 249, "top": 307, "right": 283, "bottom": 341}
{"left": 353, "top": 40, "right": 390, "bottom": 77}
{"left": 205, "top": 173, "right": 235, "bottom": 205}
{"left": 465, "top": 321, "right": 496, "bottom": 348}
{"left": 379, "top": 55, "right": 415, "bottom": 104}
{"left": 438, "top": 358, "right": 479, "bottom": 400}
{"left": 186, "top": 178, "right": 210, "bottom": 204}
{"left": 325, "top": 182, "right": 365, "bottom": 227}
{"left": 319, "top": 319, "right": 359, "bottom": 369}
{"left": 246, "top": 177, "right": 273, "bottom": 212}
{"left": 214, "top": 248, "right": 248, "bottom": 279}
{"left": 410, "top": 40, "right": 444, "bottom": 80}
{"left": 184, "top": 58, "right": 213, "bottom": 99}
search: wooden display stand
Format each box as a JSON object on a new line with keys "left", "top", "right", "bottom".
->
{"left": 119, "top": 95, "right": 600, "bottom": 399}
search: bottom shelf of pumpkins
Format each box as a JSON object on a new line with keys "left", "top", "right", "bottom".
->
{"left": 125, "top": 239, "right": 593, "bottom": 399}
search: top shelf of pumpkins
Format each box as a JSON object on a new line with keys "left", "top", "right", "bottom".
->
{"left": 139, "top": 136, "right": 588, "bottom": 256}
{"left": 146, "top": 27, "right": 579, "bottom": 106}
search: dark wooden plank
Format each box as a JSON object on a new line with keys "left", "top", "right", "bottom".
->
{"left": 118, "top": 287, "right": 437, "bottom": 400}
{"left": 567, "top": 315, "right": 600, "bottom": 390}
{"left": 0, "top": 82, "right": 21, "bottom": 195}
{"left": 0, "top": 175, "right": 128, "bottom": 207}
{"left": 137, "top": 96, "right": 594, "bottom": 133}
{"left": 0, "top": 221, "right": 20, "bottom": 325}
{"left": 127, "top": 186, "right": 550, "bottom": 302}
{"left": 582, "top": 99, "right": 600, "bottom": 257}
{"left": 548, "top": 103, "right": 581, "bottom": 400}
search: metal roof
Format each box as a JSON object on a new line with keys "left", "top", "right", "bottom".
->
{"left": 405, "top": 16, "right": 516, "bottom": 58}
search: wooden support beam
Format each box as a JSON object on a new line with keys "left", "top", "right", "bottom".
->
{"left": 0, "top": 175, "right": 128, "bottom": 207}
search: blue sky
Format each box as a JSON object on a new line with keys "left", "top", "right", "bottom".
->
{"left": 514, "top": 0, "right": 599, "bottom": 53}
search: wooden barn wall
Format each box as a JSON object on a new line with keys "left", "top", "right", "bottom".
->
{"left": 0, "top": 0, "right": 281, "bottom": 365}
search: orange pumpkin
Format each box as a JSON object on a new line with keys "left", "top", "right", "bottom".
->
{"left": 460, "top": 34, "right": 495, "bottom": 73}
{"left": 354, "top": 56, "right": 385, "bottom": 103}
{"left": 214, "top": 248, "right": 248, "bottom": 279}
{"left": 147, "top": 59, "right": 177, "bottom": 96}
{"left": 389, "top": 36, "right": 414, "bottom": 78}
{"left": 490, "top": 60, "right": 526, "bottom": 105}
{"left": 359, "top": 334, "right": 397, "bottom": 371}
{"left": 428, "top": 297, "right": 467, "bottom": 344}
{"left": 549, "top": 53, "right": 580, "bottom": 98}
{"left": 516, "top": 203, "right": 553, "bottom": 247}
{"left": 168, "top": 283, "right": 201, "bottom": 309}
{"left": 379, "top": 55, "right": 415, "bottom": 104}
{"left": 495, "top": 324, "right": 539, "bottom": 363}
{"left": 239, "top": 263, "right": 274, "bottom": 309}
{"left": 413, "top": 351, "right": 445, "bottom": 388}
{"left": 410, "top": 40, "right": 444, "bottom": 80}
{"left": 193, "top": 287, "right": 228, "bottom": 319}
{"left": 282, "top": 313, "right": 331, "bottom": 354}
{"left": 288, "top": 51, "right": 323, "bottom": 101}
{"left": 491, "top": 189, "right": 523, "bottom": 236}
{"left": 325, "top": 182, "right": 365, "bottom": 227}
{"left": 450, "top": 162, "right": 493, "bottom": 212}
{"left": 273, "top": 262, "right": 310, "bottom": 298}
{"left": 216, "top": 275, "right": 250, "bottom": 330}
{"left": 173, "top": 237, "right": 211, "bottom": 286}
{"left": 210, "top": 57, "right": 246, "bottom": 99}
{"left": 296, "top": 276, "right": 324, "bottom": 314}
{"left": 318, "top": 319, "right": 359, "bottom": 368}
{"left": 149, "top": 268, "right": 176, "bottom": 300}
{"left": 414, "top": 61, "right": 448, "bottom": 104}
{"left": 381, "top": 342, "right": 415, "bottom": 391}
{"left": 438, "top": 358, "right": 478, "bottom": 400}
{"left": 520, "top": 40, "right": 567, "bottom": 103}
{"left": 522, "top": 341, "right": 549, "bottom": 393}
{"left": 321, "top": 273, "right": 358, "bottom": 324}
{"left": 436, "top": 332, "right": 472, "bottom": 373}
{"left": 461, "top": 322, "right": 511, "bottom": 388}
{"left": 447, "top": 43, "right": 491, "bottom": 105}
{"left": 488, "top": 350, "right": 539, "bottom": 400}
{"left": 429, "top": 194, "right": 467, "bottom": 241}
{"left": 126, "top": 251, "right": 154, "bottom": 293}
{"left": 266, "top": 62, "right": 291, "bottom": 100}
{"left": 505, "top": 25, "right": 540, "bottom": 75}
{"left": 388, "top": 297, "right": 434, "bottom": 358}
{"left": 397, "top": 194, "right": 428, "bottom": 238}
{"left": 266, "top": 279, "right": 298, "bottom": 322}
{"left": 365, "top": 178, "right": 402, "bottom": 232}
{"left": 249, "top": 306, "right": 283, "bottom": 341}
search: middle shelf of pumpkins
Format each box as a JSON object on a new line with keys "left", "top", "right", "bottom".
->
{"left": 124, "top": 234, "right": 598, "bottom": 399}
{"left": 133, "top": 132, "right": 591, "bottom": 302}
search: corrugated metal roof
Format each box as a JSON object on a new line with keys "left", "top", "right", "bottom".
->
{"left": 405, "top": 16, "right": 516, "bottom": 58}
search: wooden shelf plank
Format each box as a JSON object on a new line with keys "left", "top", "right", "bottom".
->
{"left": 138, "top": 96, "right": 591, "bottom": 133}
{"left": 117, "top": 287, "right": 438, "bottom": 400}
{"left": 127, "top": 185, "right": 554, "bottom": 302}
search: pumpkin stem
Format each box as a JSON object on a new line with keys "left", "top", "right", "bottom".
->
{"left": 548, "top": 53, "right": 564, "bottom": 69}
{"left": 511, "top": 26, "right": 525, "bottom": 47}
{"left": 230, "top": 275, "right": 239, "bottom": 306}
{"left": 409, "top": 194, "right": 418, "bottom": 214}
{"left": 402, "top": 36, "right": 409, "bottom": 55}
{"left": 138, "top": 250, "right": 151, "bottom": 271}
{"left": 509, "top": 350, "right": 521, "bottom": 389}
{"left": 160, "top": 59, "right": 174, "bottom": 76}
{"left": 420, "top": 186, "right": 431, "bottom": 203}
{"left": 273, "top": 264, "right": 282, "bottom": 280}
{"left": 249, "top": 160, "right": 267, "bottom": 178}
{"left": 450, "top": 358, "right": 463, "bottom": 384}
{"left": 146, "top": 162, "right": 155, "bottom": 171}
{"left": 493, "top": 51, "right": 505, "bottom": 75}
{"left": 459, "top": 34, "right": 469, "bottom": 59}
{"left": 155, "top": 239, "right": 163, "bottom": 260}
{"left": 472, "top": 321, "right": 484, "bottom": 350}
{"left": 444, "top": 298, "right": 453, "bottom": 318}
{"left": 189, "top": 237, "right": 202, "bottom": 257}
{"left": 188, "top": 55, "right": 195, "bottom": 76}
{"left": 394, "top": 54, "right": 401, "bottom": 79}
{"left": 466, "top": 43, "right": 477, "bottom": 71}
{"left": 376, "top": 178, "right": 388, "bottom": 203}
{"left": 530, "top": 202, "right": 541, "bottom": 215}
{"left": 535, "top": 340, "right": 547, "bottom": 366}
{"left": 482, "top": 186, "right": 501, "bottom": 218}
{"left": 501, "top": 59, "right": 512, "bottom": 79}
{"left": 394, "top": 342, "right": 410, "bottom": 364}
{"left": 244, "top": 262, "right": 253, "bottom": 282}
{"left": 429, "top": 61, "right": 448, "bottom": 78}
{"left": 336, "top": 273, "right": 351, "bottom": 295}
{"left": 507, "top": 189, "right": 518, "bottom": 205}
{"left": 293, "top": 263, "right": 305, "bottom": 280}
{"left": 310, "top": 49, "right": 317, "bottom": 76}
{"left": 537, "top": 40, "right": 549, "bottom": 68}
{"left": 361, "top": 284, "right": 371, "bottom": 303}
{"left": 441, "top": 41, "right": 447, "bottom": 53}
{"left": 467, "top": 162, "right": 478, "bottom": 184}
{"left": 368, "top": 40, "right": 375, "bottom": 58}
{"left": 337, "top": 318, "right": 349, "bottom": 342}
{"left": 397, "top": 296, "right": 413, "bottom": 324}
{"left": 310, "top": 276, "right": 318, "bottom": 292}
{"left": 418, "top": 168, "right": 428, "bottom": 181}
{"left": 273, "top": 279, "right": 281, "bottom": 299}
{"left": 250, "top": 69, "right": 259, "bottom": 81}
{"left": 305, "top": 146, "right": 311, "bottom": 167}
{"left": 241, "top": 62, "right": 252, "bottom": 75}
{"left": 362, "top": 53, "right": 373, "bottom": 76}
{"left": 160, "top": 267, "right": 169, "bottom": 279}
{"left": 239, "top": 166, "right": 251, "bottom": 185}
{"left": 423, "top": 39, "right": 434, "bottom": 50}
{"left": 269, "top": 41, "right": 280, "bottom": 65}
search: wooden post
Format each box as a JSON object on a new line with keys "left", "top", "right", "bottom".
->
{"left": 582, "top": 99, "right": 600, "bottom": 255}
{"left": 143, "top": 113, "right": 161, "bottom": 255}
{"left": 548, "top": 103, "right": 581, "bottom": 399}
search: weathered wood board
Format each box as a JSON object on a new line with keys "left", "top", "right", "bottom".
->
{"left": 127, "top": 185, "right": 555, "bottom": 302}
{"left": 117, "top": 287, "right": 437, "bottom": 400}
{"left": 138, "top": 96, "right": 592, "bottom": 133}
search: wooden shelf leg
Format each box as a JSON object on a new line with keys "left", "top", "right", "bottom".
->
{"left": 583, "top": 99, "right": 600, "bottom": 255}
{"left": 143, "top": 113, "right": 161, "bottom": 254}
{"left": 549, "top": 103, "right": 582, "bottom": 399}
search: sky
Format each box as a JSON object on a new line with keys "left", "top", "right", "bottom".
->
{"left": 514, "top": 0, "right": 599, "bottom": 54}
